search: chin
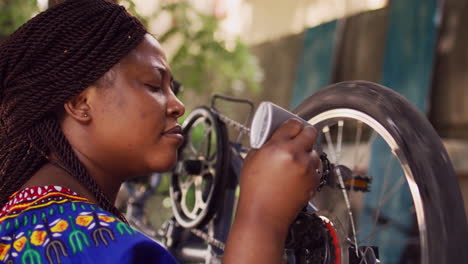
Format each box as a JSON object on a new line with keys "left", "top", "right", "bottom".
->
{"left": 149, "top": 154, "right": 178, "bottom": 173}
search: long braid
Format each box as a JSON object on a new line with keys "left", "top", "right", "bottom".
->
{"left": 31, "top": 117, "right": 124, "bottom": 219}
{"left": 0, "top": 0, "right": 147, "bottom": 221}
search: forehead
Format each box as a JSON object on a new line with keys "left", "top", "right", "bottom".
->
{"left": 121, "top": 34, "right": 170, "bottom": 75}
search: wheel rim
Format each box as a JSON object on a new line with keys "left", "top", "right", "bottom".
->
{"left": 307, "top": 108, "right": 427, "bottom": 264}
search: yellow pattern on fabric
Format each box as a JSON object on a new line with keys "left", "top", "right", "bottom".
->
{"left": 4, "top": 192, "right": 87, "bottom": 213}
{"left": 0, "top": 199, "right": 92, "bottom": 223}
{"left": 0, "top": 243, "right": 10, "bottom": 260}
{"left": 31, "top": 230, "right": 47, "bottom": 246}
{"left": 98, "top": 215, "right": 116, "bottom": 222}
{"left": 76, "top": 215, "right": 93, "bottom": 227}
{"left": 51, "top": 220, "right": 69, "bottom": 232}
{"left": 13, "top": 236, "right": 26, "bottom": 252}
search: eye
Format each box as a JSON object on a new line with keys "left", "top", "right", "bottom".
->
{"left": 145, "top": 84, "right": 162, "bottom": 93}
{"left": 171, "top": 79, "right": 182, "bottom": 95}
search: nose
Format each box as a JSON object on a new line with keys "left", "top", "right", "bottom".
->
{"left": 167, "top": 92, "right": 185, "bottom": 118}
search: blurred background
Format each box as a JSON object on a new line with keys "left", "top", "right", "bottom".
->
{"left": 1, "top": 0, "right": 467, "bottom": 226}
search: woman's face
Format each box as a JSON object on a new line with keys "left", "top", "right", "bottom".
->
{"left": 82, "top": 34, "right": 185, "bottom": 178}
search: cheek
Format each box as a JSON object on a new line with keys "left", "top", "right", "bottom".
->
{"left": 92, "top": 87, "right": 174, "bottom": 172}
{"left": 103, "top": 93, "right": 165, "bottom": 136}
{"left": 92, "top": 97, "right": 165, "bottom": 155}
{"left": 134, "top": 94, "right": 167, "bottom": 128}
{"left": 145, "top": 142, "right": 180, "bottom": 172}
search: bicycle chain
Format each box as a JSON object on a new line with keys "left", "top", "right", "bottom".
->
{"left": 317, "top": 153, "right": 332, "bottom": 191}
{"left": 190, "top": 228, "right": 226, "bottom": 251}
{"left": 210, "top": 108, "right": 251, "bottom": 135}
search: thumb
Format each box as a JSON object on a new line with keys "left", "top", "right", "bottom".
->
{"left": 269, "top": 118, "right": 304, "bottom": 143}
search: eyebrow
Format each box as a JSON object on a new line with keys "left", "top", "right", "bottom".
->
{"left": 153, "top": 66, "right": 178, "bottom": 93}
{"left": 153, "top": 66, "right": 164, "bottom": 80}
{"left": 154, "top": 66, "right": 173, "bottom": 80}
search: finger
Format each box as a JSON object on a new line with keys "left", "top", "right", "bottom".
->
{"left": 311, "top": 150, "right": 322, "bottom": 170}
{"left": 307, "top": 151, "right": 321, "bottom": 193}
{"left": 309, "top": 150, "right": 321, "bottom": 176}
{"left": 244, "top": 149, "right": 258, "bottom": 163}
{"left": 296, "top": 150, "right": 320, "bottom": 195}
{"left": 269, "top": 118, "right": 304, "bottom": 143}
{"left": 302, "top": 150, "right": 320, "bottom": 175}
{"left": 292, "top": 126, "right": 318, "bottom": 152}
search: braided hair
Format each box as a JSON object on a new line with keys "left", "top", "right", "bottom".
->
{"left": 0, "top": 0, "right": 147, "bottom": 221}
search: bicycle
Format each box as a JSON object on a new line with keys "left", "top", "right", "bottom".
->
{"left": 123, "top": 80, "right": 468, "bottom": 264}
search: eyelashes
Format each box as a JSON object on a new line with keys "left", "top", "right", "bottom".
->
{"left": 144, "top": 84, "right": 162, "bottom": 93}
{"left": 171, "top": 79, "right": 181, "bottom": 95}
{"left": 144, "top": 79, "right": 181, "bottom": 95}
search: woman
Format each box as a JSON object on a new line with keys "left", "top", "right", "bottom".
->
{"left": 0, "top": 0, "right": 320, "bottom": 263}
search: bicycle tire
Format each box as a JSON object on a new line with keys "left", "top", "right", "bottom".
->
{"left": 293, "top": 80, "right": 468, "bottom": 263}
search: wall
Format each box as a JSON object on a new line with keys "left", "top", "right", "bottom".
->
{"left": 430, "top": 0, "right": 468, "bottom": 140}
{"left": 227, "top": 0, "right": 388, "bottom": 45}
{"left": 429, "top": 0, "right": 468, "bottom": 214}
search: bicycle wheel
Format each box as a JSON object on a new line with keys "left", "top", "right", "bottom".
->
{"left": 292, "top": 81, "right": 468, "bottom": 264}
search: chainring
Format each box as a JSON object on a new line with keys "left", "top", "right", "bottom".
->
{"left": 170, "top": 107, "right": 229, "bottom": 228}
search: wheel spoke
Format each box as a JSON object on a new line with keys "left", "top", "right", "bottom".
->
{"left": 358, "top": 222, "right": 387, "bottom": 245}
{"left": 356, "top": 130, "right": 377, "bottom": 167}
{"left": 323, "top": 120, "right": 358, "bottom": 254}
{"left": 179, "top": 175, "right": 194, "bottom": 191}
{"left": 379, "top": 173, "right": 406, "bottom": 210}
{"left": 336, "top": 120, "right": 344, "bottom": 163}
{"left": 323, "top": 125, "right": 337, "bottom": 163}
{"left": 352, "top": 121, "right": 363, "bottom": 171}
{"left": 194, "top": 177, "right": 207, "bottom": 211}
{"left": 335, "top": 167, "right": 360, "bottom": 256}
{"left": 180, "top": 183, "right": 193, "bottom": 218}
{"left": 349, "top": 121, "right": 364, "bottom": 207}
{"left": 358, "top": 246, "right": 375, "bottom": 264}
{"left": 365, "top": 157, "right": 407, "bottom": 244}
{"left": 358, "top": 211, "right": 411, "bottom": 244}
{"left": 366, "top": 154, "right": 395, "bottom": 238}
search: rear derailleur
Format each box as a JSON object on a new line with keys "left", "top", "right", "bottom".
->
{"left": 317, "top": 153, "right": 372, "bottom": 192}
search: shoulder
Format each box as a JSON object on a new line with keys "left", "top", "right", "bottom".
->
{"left": 0, "top": 187, "right": 178, "bottom": 264}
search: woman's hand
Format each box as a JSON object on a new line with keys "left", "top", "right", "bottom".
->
{"left": 240, "top": 118, "right": 320, "bottom": 227}
{"left": 224, "top": 118, "right": 320, "bottom": 264}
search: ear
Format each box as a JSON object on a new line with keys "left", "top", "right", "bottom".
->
{"left": 63, "top": 88, "right": 93, "bottom": 123}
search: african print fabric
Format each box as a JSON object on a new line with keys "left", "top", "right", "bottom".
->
{"left": 0, "top": 186, "right": 178, "bottom": 264}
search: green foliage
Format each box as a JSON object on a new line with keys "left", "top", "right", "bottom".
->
{"left": 0, "top": 0, "right": 262, "bottom": 95}
{"left": 0, "top": 0, "right": 38, "bottom": 38}
{"left": 121, "top": 0, "right": 262, "bottom": 95}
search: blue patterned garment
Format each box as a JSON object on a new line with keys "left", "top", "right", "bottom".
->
{"left": 0, "top": 186, "right": 178, "bottom": 264}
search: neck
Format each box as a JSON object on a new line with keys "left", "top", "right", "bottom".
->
{"left": 24, "top": 150, "right": 124, "bottom": 205}
{"left": 23, "top": 163, "right": 102, "bottom": 204}
{"left": 58, "top": 117, "right": 129, "bottom": 204}
{"left": 69, "top": 146, "right": 124, "bottom": 204}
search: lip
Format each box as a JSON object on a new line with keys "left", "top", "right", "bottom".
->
{"left": 164, "top": 125, "right": 182, "bottom": 134}
{"left": 163, "top": 125, "right": 184, "bottom": 142}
